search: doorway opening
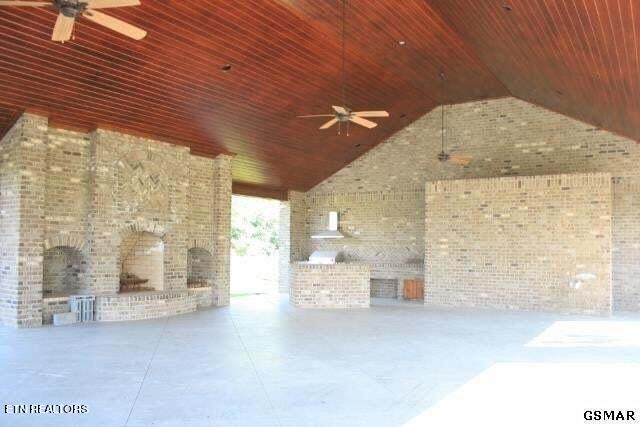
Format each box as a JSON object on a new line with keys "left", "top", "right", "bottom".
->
{"left": 231, "top": 195, "right": 280, "bottom": 297}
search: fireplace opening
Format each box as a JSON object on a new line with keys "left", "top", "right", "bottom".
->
{"left": 187, "top": 247, "right": 213, "bottom": 289}
{"left": 119, "top": 231, "right": 164, "bottom": 293}
{"left": 43, "top": 246, "right": 85, "bottom": 297}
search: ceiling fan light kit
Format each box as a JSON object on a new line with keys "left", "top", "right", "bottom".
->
{"left": 0, "top": 0, "right": 147, "bottom": 42}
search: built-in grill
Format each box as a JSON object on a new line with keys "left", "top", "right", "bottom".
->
{"left": 308, "top": 250, "right": 343, "bottom": 264}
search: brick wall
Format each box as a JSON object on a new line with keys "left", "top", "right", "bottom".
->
{"left": 306, "top": 97, "right": 640, "bottom": 311}
{"left": 189, "top": 287, "right": 215, "bottom": 309}
{"left": 0, "top": 118, "right": 22, "bottom": 326}
{"left": 425, "top": 173, "right": 612, "bottom": 314}
{"left": 95, "top": 290, "right": 197, "bottom": 322}
{"left": 611, "top": 178, "right": 640, "bottom": 310}
{"left": 307, "top": 190, "right": 423, "bottom": 263}
{"left": 84, "top": 129, "right": 191, "bottom": 294}
{"left": 278, "top": 191, "right": 308, "bottom": 292}
{"left": 290, "top": 263, "right": 370, "bottom": 308}
{"left": 42, "top": 296, "right": 70, "bottom": 325}
{"left": 211, "top": 155, "right": 233, "bottom": 306}
{"left": 0, "top": 114, "right": 47, "bottom": 327}
{"left": 278, "top": 200, "right": 291, "bottom": 293}
{"left": 0, "top": 114, "right": 232, "bottom": 327}
{"left": 188, "top": 156, "right": 216, "bottom": 252}
{"left": 370, "top": 279, "right": 398, "bottom": 298}
{"left": 44, "top": 128, "right": 91, "bottom": 245}
{"left": 43, "top": 246, "right": 84, "bottom": 295}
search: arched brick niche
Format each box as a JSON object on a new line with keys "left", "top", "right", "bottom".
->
{"left": 119, "top": 231, "right": 165, "bottom": 293}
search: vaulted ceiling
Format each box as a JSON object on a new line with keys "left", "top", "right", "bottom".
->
{"left": 0, "top": 0, "right": 637, "bottom": 196}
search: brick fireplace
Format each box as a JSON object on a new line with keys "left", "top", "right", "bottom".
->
{"left": 0, "top": 114, "right": 233, "bottom": 327}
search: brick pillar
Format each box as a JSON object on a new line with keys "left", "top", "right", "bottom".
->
{"left": 0, "top": 114, "right": 48, "bottom": 327}
{"left": 212, "top": 154, "right": 233, "bottom": 306}
{"left": 85, "top": 131, "right": 119, "bottom": 295}
{"left": 278, "top": 191, "right": 308, "bottom": 293}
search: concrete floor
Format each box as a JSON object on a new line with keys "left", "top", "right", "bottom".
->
{"left": 1, "top": 296, "right": 639, "bottom": 427}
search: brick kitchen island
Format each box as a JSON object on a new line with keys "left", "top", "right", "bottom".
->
{"left": 290, "top": 263, "right": 371, "bottom": 308}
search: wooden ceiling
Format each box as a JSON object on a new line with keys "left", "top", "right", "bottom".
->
{"left": 428, "top": 0, "right": 640, "bottom": 143}
{"left": 0, "top": 1, "right": 637, "bottom": 196}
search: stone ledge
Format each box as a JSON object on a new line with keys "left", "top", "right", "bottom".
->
{"left": 293, "top": 262, "right": 369, "bottom": 272}
{"left": 427, "top": 173, "right": 612, "bottom": 193}
{"left": 307, "top": 188, "right": 423, "bottom": 206}
{"left": 95, "top": 290, "right": 197, "bottom": 322}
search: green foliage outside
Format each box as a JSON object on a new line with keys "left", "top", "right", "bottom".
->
{"left": 231, "top": 196, "right": 280, "bottom": 256}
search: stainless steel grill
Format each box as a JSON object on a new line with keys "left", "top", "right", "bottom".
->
{"left": 308, "top": 250, "right": 342, "bottom": 264}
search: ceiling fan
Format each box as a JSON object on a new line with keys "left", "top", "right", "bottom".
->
{"left": 298, "top": 0, "right": 388, "bottom": 134}
{"left": 0, "top": 0, "right": 147, "bottom": 42}
{"left": 299, "top": 106, "right": 389, "bottom": 132}
{"left": 437, "top": 71, "right": 472, "bottom": 167}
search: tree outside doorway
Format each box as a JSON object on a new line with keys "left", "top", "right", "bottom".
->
{"left": 230, "top": 195, "right": 280, "bottom": 296}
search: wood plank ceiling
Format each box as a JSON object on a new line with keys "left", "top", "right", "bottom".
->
{"left": 0, "top": 0, "right": 636, "bottom": 196}
{"left": 427, "top": 0, "right": 640, "bottom": 144}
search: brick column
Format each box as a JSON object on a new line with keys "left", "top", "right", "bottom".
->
{"left": 212, "top": 154, "right": 233, "bottom": 306}
{"left": 0, "top": 114, "right": 48, "bottom": 327}
{"left": 85, "top": 131, "right": 119, "bottom": 295}
{"left": 278, "top": 191, "right": 308, "bottom": 293}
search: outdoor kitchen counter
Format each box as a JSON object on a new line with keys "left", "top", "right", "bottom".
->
{"left": 290, "top": 263, "right": 370, "bottom": 308}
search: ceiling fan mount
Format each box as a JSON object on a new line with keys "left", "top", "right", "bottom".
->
{"left": 437, "top": 151, "right": 450, "bottom": 162}
{"left": 335, "top": 109, "right": 351, "bottom": 122}
{"left": 55, "top": 0, "right": 88, "bottom": 18}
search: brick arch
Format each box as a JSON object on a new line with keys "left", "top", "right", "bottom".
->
{"left": 188, "top": 239, "right": 214, "bottom": 255}
{"left": 44, "top": 233, "right": 85, "bottom": 252}
{"left": 119, "top": 221, "right": 166, "bottom": 241}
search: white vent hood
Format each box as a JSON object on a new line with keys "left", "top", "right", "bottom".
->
{"left": 311, "top": 211, "right": 344, "bottom": 239}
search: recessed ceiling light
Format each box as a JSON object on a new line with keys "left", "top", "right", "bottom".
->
{"left": 397, "top": 40, "right": 406, "bottom": 46}
{"left": 503, "top": 4, "right": 512, "bottom": 11}
{"left": 221, "top": 64, "right": 232, "bottom": 72}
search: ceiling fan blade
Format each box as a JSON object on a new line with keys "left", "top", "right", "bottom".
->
{"left": 0, "top": 1, "right": 49, "bottom": 5}
{"left": 297, "top": 114, "right": 335, "bottom": 118}
{"left": 352, "top": 111, "right": 389, "bottom": 118}
{"left": 86, "top": 0, "right": 140, "bottom": 8}
{"left": 332, "top": 105, "right": 348, "bottom": 115}
{"left": 51, "top": 13, "right": 75, "bottom": 42}
{"left": 349, "top": 116, "right": 377, "bottom": 129}
{"left": 319, "top": 118, "right": 339, "bottom": 130}
{"left": 83, "top": 9, "right": 147, "bottom": 40}
{"left": 448, "top": 154, "right": 472, "bottom": 167}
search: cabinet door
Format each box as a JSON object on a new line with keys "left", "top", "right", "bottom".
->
{"left": 403, "top": 280, "right": 415, "bottom": 299}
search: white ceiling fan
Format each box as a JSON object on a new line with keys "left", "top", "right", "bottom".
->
{"left": 298, "top": 0, "right": 388, "bottom": 134}
{"left": 0, "top": 0, "right": 147, "bottom": 42}
{"left": 299, "top": 106, "right": 389, "bottom": 132}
